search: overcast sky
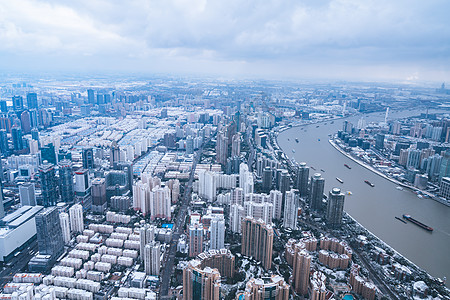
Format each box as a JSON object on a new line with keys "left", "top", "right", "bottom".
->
{"left": 1, "top": 0, "right": 449, "bottom": 82}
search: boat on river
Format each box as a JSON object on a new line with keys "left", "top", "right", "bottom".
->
{"left": 403, "top": 214, "right": 433, "bottom": 232}
{"left": 336, "top": 177, "right": 344, "bottom": 183}
{"left": 364, "top": 180, "right": 375, "bottom": 187}
{"left": 395, "top": 216, "right": 407, "bottom": 224}
{"left": 344, "top": 164, "right": 351, "bottom": 169}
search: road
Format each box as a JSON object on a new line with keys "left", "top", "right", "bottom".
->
{"left": 0, "top": 240, "right": 38, "bottom": 287}
{"left": 159, "top": 141, "right": 206, "bottom": 298}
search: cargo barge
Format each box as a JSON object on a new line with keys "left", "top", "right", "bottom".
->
{"left": 402, "top": 214, "right": 433, "bottom": 232}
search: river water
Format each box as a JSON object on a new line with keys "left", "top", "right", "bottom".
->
{"left": 278, "top": 109, "right": 450, "bottom": 283}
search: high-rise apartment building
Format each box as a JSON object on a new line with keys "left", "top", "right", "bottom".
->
{"left": 295, "top": 162, "right": 309, "bottom": 197}
{"left": 216, "top": 130, "right": 228, "bottom": 166}
{"left": 59, "top": 212, "right": 71, "bottom": 244}
{"left": 238, "top": 275, "right": 289, "bottom": 300}
{"left": 69, "top": 203, "right": 84, "bottom": 233}
{"left": 283, "top": 189, "right": 299, "bottom": 229}
{"left": 39, "top": 163, "right": 59, "bottom": 207}
{"left": 189, "top": 223, "right": 204, "bottom": 257}
{"left": 150, "top": 186, "right": 171, "bottom": 220}
{"left": 270, "top": 190, "right": 283, "bottom": 220}
{"left": 12, "top": 96, "right": 24, "bottom": 111}
{"left": 58, "top": 160, "right": 73, "bottom": 204}
{"left": 74, "top": 169, "right": 92, "bottom": 210}
{"left": 241, "top": 216, "right": 273, "bottom": 270}
{"left": 26, "top": 92, "right": 38, "bottom": 109}
{"left": 239, "top": 163, "right": 254, "bottom": 196}
{"left": 110, "top": 141, "right": 120, "bottom": 168}
{"left": 231, "top": 133, "right": 241, "bottom": 157}
{"left": 209, "top": 217, "right": 225, "bottom": 250}
{"left": 35, "top": 207, "right": 64, "bottom": 259}
{"left": 140, "top": 224, "right": 155, "bottom": 257}
{"left": 326, "top": 188, "right": 345, "bottom": 228}
{"left": 309, "top": 173, "right": 325, "bottom": 211}
{"left": 183, "top": 259, "right": 220, "bottom": 300}
{"left": 144, "top": 241, "right": 161, "bottom": 276}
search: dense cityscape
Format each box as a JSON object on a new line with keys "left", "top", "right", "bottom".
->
{"left": 0, "top": 75, "right": 448, "bottom": 300}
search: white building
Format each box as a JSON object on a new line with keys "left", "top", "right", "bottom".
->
{"left": 69, "top": 204, "right": 84, "bottom": 233}
{"left": 230, "top": 204, "right": 244, "bottom": 233}
{"left": 150, "top": 186, "right": 171, "bottom": 220}
{"left": 270, "top": 190, "right": 283, "bottom": 220}
{"left": 144, "top": 241, "right": 160, "bottom": 276}
{"left": 140, "top": 224, "right": 155, "bottom": 257}
{"left": 209, "top": 217, "right": 225, "bottom": 250}
{"left": 239, "top": 163, "right": 254, "bottom": 195}
{"left": 59, "top": 212, "right": 71, "bottom": 244}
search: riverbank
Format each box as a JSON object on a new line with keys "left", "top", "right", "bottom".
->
{"left": 328, "top": 138, "right": 450, "bottom": 207}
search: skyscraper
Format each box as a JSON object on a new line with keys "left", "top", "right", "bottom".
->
{"left": 39, "top": 163, "right": 59, "bottom": 207}
{"left": 185, "top": 135, "right": 194, "bottom": 155}
{"left": 26, "top": 92, "right": 38, "bottom": 109}
{"left": 110, "top": 141, "right": 120, "bottom": 168}
{"left": 74, "top": 169, "right": 92, "bottom": 210}
{"left": 144, "top": 241, "right": 161, "bottom": 276}
{"left": 0, "top": 130, "right": 8, "bottom": 156}
{"left": 292, "top": 249, "right": 311, "bottom": 296}
{"left": 326, "top": 188, "right": 345, "bottom": 228}
{"left": 20, "top": 110, "right": 31, "bottom": 133}
{"left": 309, "top": 173, "right": 325, "bottom": 211}
{"left": 140, "top": 224, "right": 155, "bottom": 257}
{"left": 375, "top": 133, "right": 385, "bottom": 150}
{"left": 183, "top": 259, "right": 221, "bottom": 300}
{"left": 58, "top": 160, "right": 74, "bottom": 204}
{"left": 150, "top": 186, "right": 171, "bottom": 220}
{"left": 59, "top": 212, "right": 71, "bottom": 244}
{"left": 283, "top": 189, "right": 299, "bottom": 229}
{"left": 279, "top": 170, "right": 290, "bottom": 200}
{"left": 41, "top": 143, "right": 56, "bottom": 165}
{"left": 82, "top": 147, "right": 94, "bottom": 169}
{"left": 295, "top": 162, "right": 309, "bottom": 197}
{"left": 215, "top": 130, "right": 228, "bottom": 166}
{"left": 11, "top": 126, "right": 24, "bottom": 152}
{"left": 189, "top": 223, "right": 204, "bottom": 257}
{"left": 262, "top": 166, "right": 272, "bottom": 193}
{"left": 91, "top": 178, "right": 107, "bottom": 213}
{"left": 241, "top": 216, "right": 273, "bottom": 270}
{"left": 69, "top": 203, "right": 84, "bottom": 233}
{"left": 35, "top": 207, "right": 64, "bottom": 259}
{"left": 19, "top": 182, "right": 36, "bottom": 206}
{"left": 231, "top": 133, "right": 241, "bottom": 157}
{"left": 87, "top": 89, "right": 95, "bottom": 105}
{"left": 209, "top": 217, "right": 225, "bottom": 250}
{"left": 12, "top": 96, "right": 24, "bottom": 112}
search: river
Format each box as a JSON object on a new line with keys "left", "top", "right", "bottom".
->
{"left": 277, "top": 109, "right": 450, "bottom": 284}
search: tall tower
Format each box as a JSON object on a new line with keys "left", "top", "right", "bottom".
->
{"left": 110, "top": 141, "right": 120, "bottom": 168}
{"left": 215, "top": 130, "right": 228, "bottom": 166}
{"left": 283, "top": 189, "right": 299, "bottom": 229}
{"left": 231, "top": 133, "right": 241, "bottom": 157}
{"left": 189, "top": 224, "right": 204, "bottom": 257}
{"left": 144, "top": 241, "right": 161, "bottom": 276}
{"left": 209, "top": 217, "right": 225, "bottom": 250}
{"left": 295, "top": 162, "right": 309, "bottom": 197}
{"left": 139, "top": 224, "right": 155, "bottom": 257}
{"left": 326, "top": 188, "right": 345, "bottom": 228}
{"left": 262, "top": 166, "right": 272, "bottom": 193}
{"left": 26, "top": 92, "right": 38, "bottom": 109}
{"left": 82, "top": 147, "right": 94, "bottom": 169}
{"left": 74, "top": 169, "right": 92, "bottom": 210}
{"left": 292, "top": 249, "right": 311, "bottom": 296}
{"left": 58, "top": 160, "right": 74, "bottom": 204}
{"left": 91, "top": 178, "right": 107, "bottom": 213}
{"left": 12, "top": 95, "right": 24, "bottom": 111}
{"left": 59, "top": 212, "right": 71, "bottom": 244}
{"left": 241, "top": 216, "right": 273, "bottom": 270}
{"left": 309, "top": 173, "right": 325, "bottom": 211}
{"left": 11, "top": 126, "right": 24, "bottom": 152}
{"left": 39, "top": 163, "right": 59, "bottom": 207}
{"left": 69, "top": 203, "right": 84, "bottom": 233}
{"left": 35, "top": 207, "right": 64, "bottom": 259}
